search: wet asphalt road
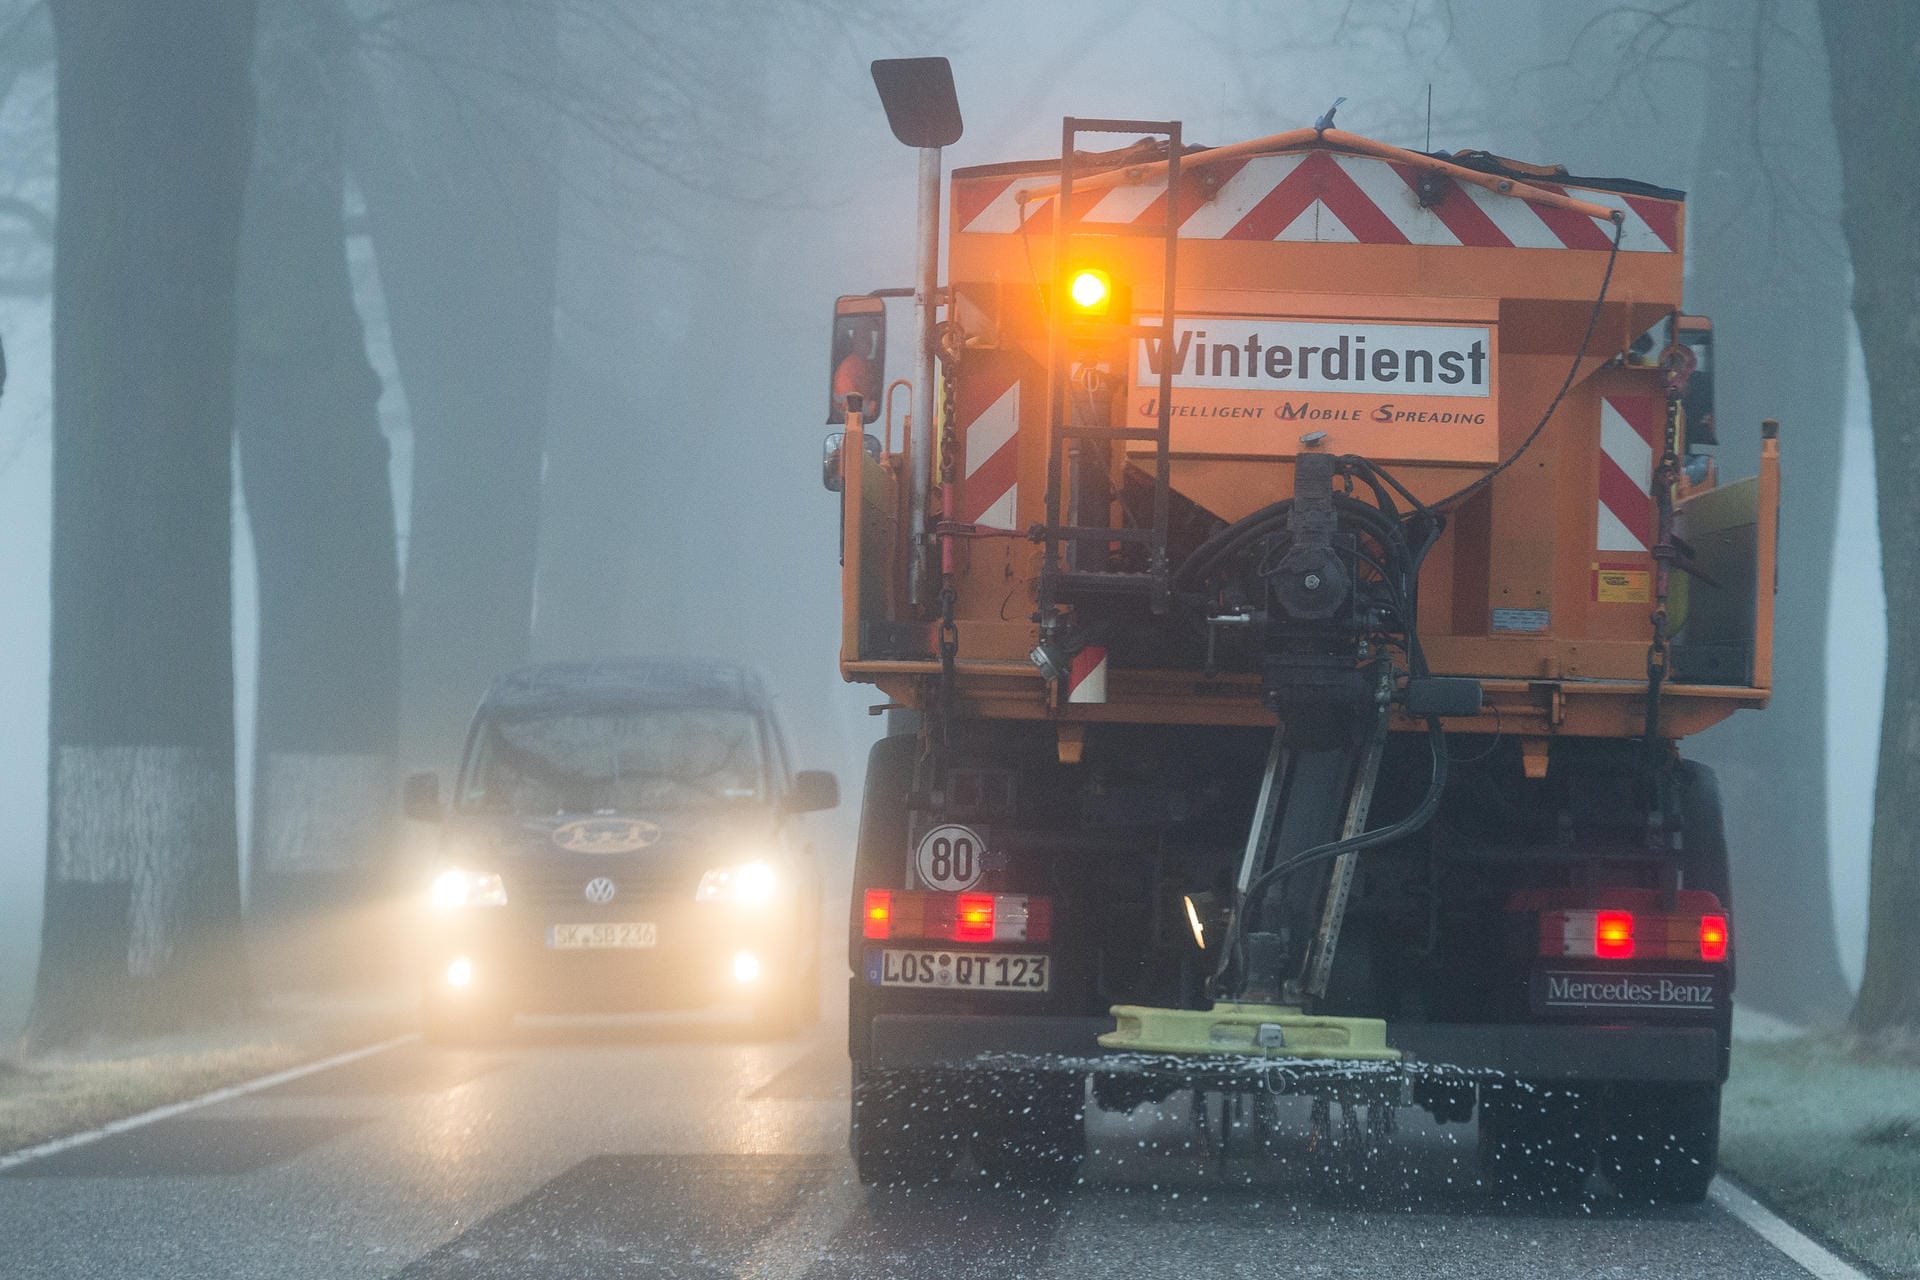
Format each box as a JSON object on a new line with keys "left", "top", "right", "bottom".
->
{"left": 0, "top": 992, "right": 1826, "bottom": 1280}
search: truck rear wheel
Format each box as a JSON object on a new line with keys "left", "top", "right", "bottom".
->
{"left": 850, "top": 1066, "right": 967, "bottom": 1185}
{"left": 970, "top": 1072, "right": 1087, "bottom": 1188}
{"left": 1601, "top": 1082, "right": 1720, "bottom": 1204}
{"left": 1476, "top": 1082, "right": 1595, "bottom": 1201}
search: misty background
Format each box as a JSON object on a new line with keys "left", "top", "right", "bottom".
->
{"left": 0, "top": 0, "right": 1880, "bottom": 1039}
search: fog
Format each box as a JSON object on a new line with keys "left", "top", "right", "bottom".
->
{"left": 0, "top": 0, "right": 1880, "bottom": 1040}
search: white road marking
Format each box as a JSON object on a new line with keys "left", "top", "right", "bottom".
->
{"left": 1712, "top": 1176, "right": 1873, "bottom": 1280}
{"left": 0, "top": 1034, "right": 418, "bottom": 1173}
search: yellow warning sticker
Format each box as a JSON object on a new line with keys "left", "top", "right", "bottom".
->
{"left": 1593, "top": 565, "right": 1650, "bottom": 603}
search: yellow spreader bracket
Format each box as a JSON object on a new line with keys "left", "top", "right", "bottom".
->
{"left": 1099, "top": 1002, "right": 1401, "bottom": 1061}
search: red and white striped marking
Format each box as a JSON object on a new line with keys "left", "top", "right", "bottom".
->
{"left": 954, "top": 357, "right": 1021, "bottom": 529}
{"left": 1597, "top": 394, "right": 1659, "bottom": 554}
{"left": 956, "top": 149, "right": 1677, "bottom": 253}
{"left": 1066, "top": 646, "right": 1108, "bottom": 704}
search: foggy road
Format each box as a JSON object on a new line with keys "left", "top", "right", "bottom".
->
{"left": 0, "top": 991, "right": 1841, "bottom": 1280}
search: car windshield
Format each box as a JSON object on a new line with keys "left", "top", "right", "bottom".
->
{"left": 460, "top": 705, "right": 766, "bottom": 815}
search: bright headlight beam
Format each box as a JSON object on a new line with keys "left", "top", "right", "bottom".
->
{"left": 734, "top": 861, "right": 777, "bottom": 905}
{"left": 432, "top": 868, "right": 471, "bottom": 911}
{"left": 430, "top": 868, "right": 506, "bottom": 910}
{"left": 696, "top": 860, "right": 779, "bottom": 906}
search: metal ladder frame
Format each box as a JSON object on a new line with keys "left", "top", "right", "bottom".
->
{"left": 1038, "top": 117, "right": 1182, "bottom": 620}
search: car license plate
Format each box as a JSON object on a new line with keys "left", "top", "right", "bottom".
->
{"left": 867, "top": 949, "right": 1049, "bottom": 992}
{"left": 547, "top": 922, "right": 657, "bottom": 949}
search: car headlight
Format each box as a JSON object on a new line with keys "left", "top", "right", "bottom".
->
{"left": 431, "top": 867, "right": 508, "bottom": 910}
{"left": 696, "top": 860, "right": 779, "bottom": 907}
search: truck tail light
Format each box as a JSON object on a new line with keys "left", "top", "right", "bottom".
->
{"left": 863, "top": 889, "right": 893, "bottom": 940}
{"left": 858, "top": 890, "right": 1052, "bottom": 944}
{"left": 954, "top": 893, "right": 994, "bottom": 943}
{"left": 1699, "top": 914, "right": 1729, "bottom": 962}
{"left": 1536, "top": 907, "right": 1731, "bottom": 962}
{"left": 1594, "top": 910, "right": 1635, "bottom": 959}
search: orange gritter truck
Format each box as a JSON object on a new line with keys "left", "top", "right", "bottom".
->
{"left": 825, "top": 59, "right": 1776, "bottom": 1201}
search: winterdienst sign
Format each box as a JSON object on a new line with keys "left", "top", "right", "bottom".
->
{"left": 1130, "top": 314, "right": 1501, "bottom": 464}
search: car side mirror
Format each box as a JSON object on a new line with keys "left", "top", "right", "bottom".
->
{"left": 784, "top": 770, "right": 840, "bottom": 813}
{"left": 1678, "top": 317, "right": 1715, "bottom": 445}
{"left": 404, "top": 771, "right": 443, "bottom": 822}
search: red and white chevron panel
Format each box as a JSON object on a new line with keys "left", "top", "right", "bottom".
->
{"left": 954, "top": 359, "right": 1021, "bottom": 529}
{"left": 956, "top": 151, "right": 1677, "bottom": 253}
{"left": 1597, "top": 394, "right": 1660, "bottom": 554}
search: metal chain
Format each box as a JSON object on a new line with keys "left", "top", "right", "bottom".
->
{"left": 1643, "top": 341, "right": 1688, "bottom": 778}
{"left": 934, "top": 328, "right": 963, "bottom": 745}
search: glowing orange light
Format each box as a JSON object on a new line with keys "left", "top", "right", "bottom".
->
{"left": 1068, "top": 268, "right": 1111, "bottom": 313}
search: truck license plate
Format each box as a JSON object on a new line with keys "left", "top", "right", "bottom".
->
{"left": 868, "top": 949, "right": 1049, "bottom": 992}
{"left": 547, "top": 922, "right": 657, "bottom": 949}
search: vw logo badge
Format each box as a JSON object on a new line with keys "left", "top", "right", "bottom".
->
{"left": 583, "top": 876, "right": 617, "bottom": 905}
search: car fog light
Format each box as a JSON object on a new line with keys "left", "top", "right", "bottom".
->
{"left": 445, "top": 956, "right": 474, "bottom": 988}
{"left": 732, "top": 950, "right": 762, "bottom": 984}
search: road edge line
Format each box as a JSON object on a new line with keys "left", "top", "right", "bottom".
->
{"left": 0, "top": 1033, "right": 419, "bottom": 1174}
{"left": 1711, "top": 1175, "right": 1876, "bottom": 1280}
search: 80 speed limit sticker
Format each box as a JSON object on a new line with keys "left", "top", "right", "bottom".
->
{"left": 914, "top": 823, "right": 986, "bottom": 891}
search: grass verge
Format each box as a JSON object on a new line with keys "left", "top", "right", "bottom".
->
{"left": 0, "top": 991, "right": 413, "bottom": 1155}
{"left": 1722, "top": 1035, "right": 1920, "bottom": 1278}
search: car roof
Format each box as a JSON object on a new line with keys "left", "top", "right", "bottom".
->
{"left": 479, "top": 659, "right": 771, "bottom": 717}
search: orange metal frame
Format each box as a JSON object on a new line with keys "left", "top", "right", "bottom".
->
{"left": 839, "top": 133, "right": 1778, "bottom": 744}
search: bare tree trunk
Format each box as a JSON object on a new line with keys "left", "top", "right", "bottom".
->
{"left": 1821, "top": 0, "right": 1920, "bottom": 1035}
{"left": 32, "top": 0, "right": 257, "bottom": 1045}
{"left": 1681, "top": 0, "right": 1854, "bottom": 1025}
{"left": 344, "top": 2, "right": 558, "bottom": 772}
{"left": 235, "top": 0, "right": 399, "bottom": 980}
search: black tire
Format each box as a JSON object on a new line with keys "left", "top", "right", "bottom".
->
{"left": 1477, "top": 1081, "right": 1596, "bottom": 1201}
{"left": 851, "top": 1066, "right": 967, "bottom": 1185}
{"left": 847, "top": 734, "right": 917, "bottom": 1069}
{"left": 422, "top": 994, "right": 512, "bottom": 1046}
{"left": 1675, "top": 759, "right": 1732, "bottom": 913}
{"left": 970, "top": 1072, "right": 1087, "bottom": 1189}
{"left": 849, "top": 734, "right": 918, "bottom": 967}
{"left": 1601, "top": 1082, "right": 1720, "bottom": 1204}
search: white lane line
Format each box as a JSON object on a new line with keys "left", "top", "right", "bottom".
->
{"left": 0, "top": 1033, "right": 418, "bottom": 1174}
{"left": 1712, "top": 1176, "right": 1874, "bottom": 1280}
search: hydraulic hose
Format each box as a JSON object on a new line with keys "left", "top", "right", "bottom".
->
{"left": 1214, "top": 714, "right": 1450, "bottom": 999}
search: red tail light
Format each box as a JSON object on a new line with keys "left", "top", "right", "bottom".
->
{"left": 1524, "top": 890, "right": 1731, "bottom": 964}
{"left": 856, "top": 890, "right": 1051, "bottom": 944}
{"left": 1699, "top": 914, "right": 1728, "bottom": 962}
{"left": 1594, "top": 910, "right": 1635, "bottom": 959}
{"left": 954, "top": 893, "right": 994, "bottom": 943}
{"left": 863, "top": 889, "right": 892, "bottom": 940}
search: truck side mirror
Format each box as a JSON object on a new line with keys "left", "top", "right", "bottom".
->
{"left": 828, "top": 295, "right": 886, "bottom": 426}
{"left": 403, "top": 771, "right": 443, "bottom": 822}
{"left": 822, "top": 430, "right": 881, "bottom": 492}
{"left": 784, "top": 770, "right": 840, "bottom": 813}
{"left": 1678, "top": 316, "right": 1715, "bottom": 446}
